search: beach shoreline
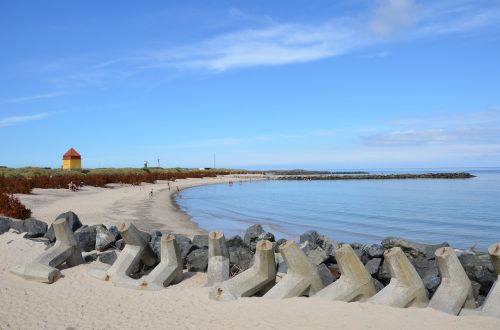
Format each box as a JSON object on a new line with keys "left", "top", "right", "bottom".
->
{"left": 15, "top": 174, "right": 266, "bottom": 237}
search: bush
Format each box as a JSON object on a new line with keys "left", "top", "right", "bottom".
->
{"left": 0, "top": 193, "right": 32, "bottom": 219}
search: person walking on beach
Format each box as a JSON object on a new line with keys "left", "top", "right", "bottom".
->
{"left": 149, "top": 189, "right": 153, "bottom": 199}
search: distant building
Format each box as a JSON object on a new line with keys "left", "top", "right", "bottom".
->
{"left": 62, "top": 148, "right": 81, "bottom": 170}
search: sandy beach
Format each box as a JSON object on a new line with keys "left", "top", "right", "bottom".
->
{"left": 1, "top": 174, "right": 499, "bottom": 329}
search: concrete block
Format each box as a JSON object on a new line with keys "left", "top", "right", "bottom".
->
{"left": 460, "top": 243, "right": 500, "bottom": 318}
{"left": 206, "top": 230, "right": 230, "bottom": 286}
{"left": 9, "top": 218, "right": 84, "bottom": 283}
{"left": 264, "top": 240, "right": 324, "bottom": 298}
{"left": 88, "top": 222, "right": 156, "bottom": 283}
{"left": 314, "top": 244, "right": 375, "bottom": 301}
{"left": 428, "top": 247, "right": 475, "bottom": 315}
{"left": 369, "top": 247, "right": 429, "bottom": 308}
{"left": 209, "top": 240, "right": 276, "bottom": 301}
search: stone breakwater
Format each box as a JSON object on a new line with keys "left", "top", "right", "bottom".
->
{"left": 276, "top": 172, "right": 476, "bottom": 180}
{"left": 1, "top": 210, "right": 496, "bottom": 308}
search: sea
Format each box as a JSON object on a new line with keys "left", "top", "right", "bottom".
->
{"left": 176, "top": 168, "right": 500, "bottom": 250}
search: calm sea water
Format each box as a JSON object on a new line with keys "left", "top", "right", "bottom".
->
{"left": 176, "top": 168, "right": 500, "bottom": 250}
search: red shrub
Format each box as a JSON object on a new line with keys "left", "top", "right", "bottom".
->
{"left": 0, "top": 193, "right": 32, "bottom": 219}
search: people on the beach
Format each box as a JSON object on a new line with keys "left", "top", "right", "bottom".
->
{"left": 149, "top": 189, "right": 153, "bottom": 199}
{"left": 68, "top": 181, "right": 78, "bottom": 192}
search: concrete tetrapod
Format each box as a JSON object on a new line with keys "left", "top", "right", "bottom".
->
{"left": 88, "top": 222, "right": 156, "bottom": 283}
{"left": 10, "top": 218, "right": 84, "bottom": 283}
{"left": 206, "top": 230, "right": 230, "bottom": 287}
{"left": 264, "top": 240, "right": 324, "bottom": 298}
{"left": 428, "top": 247, "right": 475, "bottom": 315}
{"left": 460, "top": 243, "right": 500, "bottom": 318}
{"left": 369, "top": 247, "right": 429, "bottom": 308}
{"left": 118, "top": 234, "right": 183, "bottom": 290}
{"left": 313, "top": 244, "right": 375, "bottom": 301}
{"left": 209, "top": 240, "right": 276, "bottom": 301}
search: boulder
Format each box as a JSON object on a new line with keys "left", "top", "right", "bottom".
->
{"left": 175, "top": 235, "right": 195, "bottom": 265}
{"left": 84, "top": 253, "right": 98, "bottom": 263}
{"left": 0, "top": 217, "right": 10, "bottom": 234}
{"left": 275, "top": 253, "right": 287, "bottom": 273}
{"left": 243, "top": 224, "right": 264, "bottom": 250}
{"left": 381, "top": 237, "right": 449, "bottom": 259}
{"left": 458, "top": 253, "right": 496, "bottom": 295}
{"left": 305, "top": 247, "right": 329, "bottom": 266}
{"left": 372, "top": 278, "right": 385, "bottom": 293}
{"left": 377, "top": 259, "right": 391, "bottom": 284}
{"left": 299, "top": 230, "right": 322, "bottom": 249}
{"left": 317, "top": 264, "right": 335, "bottom": 287}
{"left": 9, "top": 218, "right": 47, "bottom": 238}
{"left": 353, "top": 248, "right": 369, "bottom": 265}
{"left": 98, "top": 251, "right": 118, "bottom": 265}
{"left": 148, "top": 230, "right": 162, "bottom": 257}
{"left": 227, "top": 235, "right": 245, "bottom": 249}
{"left": 75, "top": 225, "right": 99, "bottom": 252}
{"left": 115, "top": 239, "right": 125, "bottom": 250}
{"left": 192, "top": 234, "right": 209, "bottom": 249}
{"left": 365, "top": 257, "right": 382, "bottom": 276}
{"left": 186, "top": 248, "right": 208, "bottom": 272}
{"left": 95, "top": 226, "right": 115, "bottom": 251}
{"left": 423, "top": 274, "right": 441, "bottom": 296}
{"left": 45, "top": 211, "right": 82, "bottom": 242}
{"left": 229, "top": 246, "right": 254, "bottom": 272}
{"left": 363, "top": 244, "right": 384, "bottom": 258}
{"left": 107, "top": 225, "right": 121, "bottom": 241}
{"left": 320, "top": 236, "right": 339, "bottom": 257}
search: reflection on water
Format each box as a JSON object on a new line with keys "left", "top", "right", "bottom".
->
{"left": 177, "top": 168, "right": 500, "bottom": 250}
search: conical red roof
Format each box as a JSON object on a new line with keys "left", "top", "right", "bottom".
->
{"left": 63, "top": 148, "right": 81, "bottom": 159}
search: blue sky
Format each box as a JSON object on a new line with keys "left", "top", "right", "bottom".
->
{"left": 1, "top": 0, "right": 500, "bottom": 169}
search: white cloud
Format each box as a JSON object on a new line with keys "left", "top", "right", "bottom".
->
{"left": 0, "top": 113, "right": 49, "bottom": 128}
{"left": 3, "top": 91, "right": 67, "bottom": 104}
{"left": 369, "top": 0, "right": 418, "bottom": 36}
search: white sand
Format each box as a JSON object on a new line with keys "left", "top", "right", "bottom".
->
{"left": 1, "top": 175, "right": 499, "bottom": 329}
{"left": 17, "top": 175, "right": 264, "bottom": 236}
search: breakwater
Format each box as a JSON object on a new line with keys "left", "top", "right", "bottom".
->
{"left": 276, "top": 172, "right": 475, "bottom": 180}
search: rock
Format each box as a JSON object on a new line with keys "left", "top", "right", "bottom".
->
{"left": 423, "top": 274, "right": 441, "bottom": 296}
{"left": 175, "top": 235, "right": 195, "bottom": 265}
{"left": 299, "top": 230, "right": 321, "bottom": 249}
{"left": 409, "top": 257, "right": 439, "bottom": 279}
{"left": 378, "top": 259, "right": 391, "bottom": 284}
{"left": 363, "top": 244, "right": 384, "bottom": 258}
{"left": 45, "top": 211, "right": 83, "bottom": 242}
{"left": 115, "top": 239, "right": 125, "bottom": 250}
{"left": 192, "top": 234, "right": 209, "bottom": 249}
{"left": 75, "top": 225, "right": 99, "bottom": 252}
{"left": 276, "top": 238, "right": 287, "bottom": 247}
{"left": 84, "top": 253, "right": 98, "bottom": 263}
{"left": 320, "top": 236, "right": 339, "bottom": 257}
{"left": 381, "top": 237, "right": 449, "bottom": 259}
{"left": 353, "top": 248, "right": 369, "bottom": 265}
{"left": 8, "top": 218, "right": 47, "bottom": 238}
{"left": 108, "top": 225, "right": 121, "bottom": 241}
{"left": 365, "top": 258, "right": 382, "bottom": 276}
{"left": 317, "top": 264, "right": 334, "bottom": 286}
{"left": 186, "top": 248, "right": 208, "bottom": 272}
{"left": 99, "top": 251, "right": 118, "bottom": 265}
{"left": 94, "top": 226, "right": 115, "bottom": 251}
{"left": 372, "top": 278, "right": 385, "bottom": 293}
{"left": 471, "top": 280, "right": 481, "bottom": 300}
{"left": 229, "top": 246, "right": 254, "bottom": 272}
{"left": 0, "top": 217, "right": 10, "bottom": 234}
{"left": 258, "top": 231, "right": 275, "bottom": 242}
{"left": 149, "top": 230, "right": 162, "bottom": 257}
{"left": 477, "top": 295, "right": 486, "bottom": 307}
{"left": 243, "top": 224, "right": 264, "bottom": 249}
{"left": 458, "top": 253, "right": 496, "bottom": 295}
{"left": 305, "top": 247, "right": 329, "bottom": 266}
{"left": 227, "top": 235, "right": 244, "bottom": 248}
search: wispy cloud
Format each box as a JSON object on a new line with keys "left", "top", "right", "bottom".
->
{"left": 364, "top": 109, "right": 500, "bottom": 146}
{"left": 114, "top": 0, "right": 500, "bottom": 73}
{"left": 0, "top": 113, "right": 49, "bottom": 128}
{"left": 2, "top": 91, "right": 67, "bottom": 104}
